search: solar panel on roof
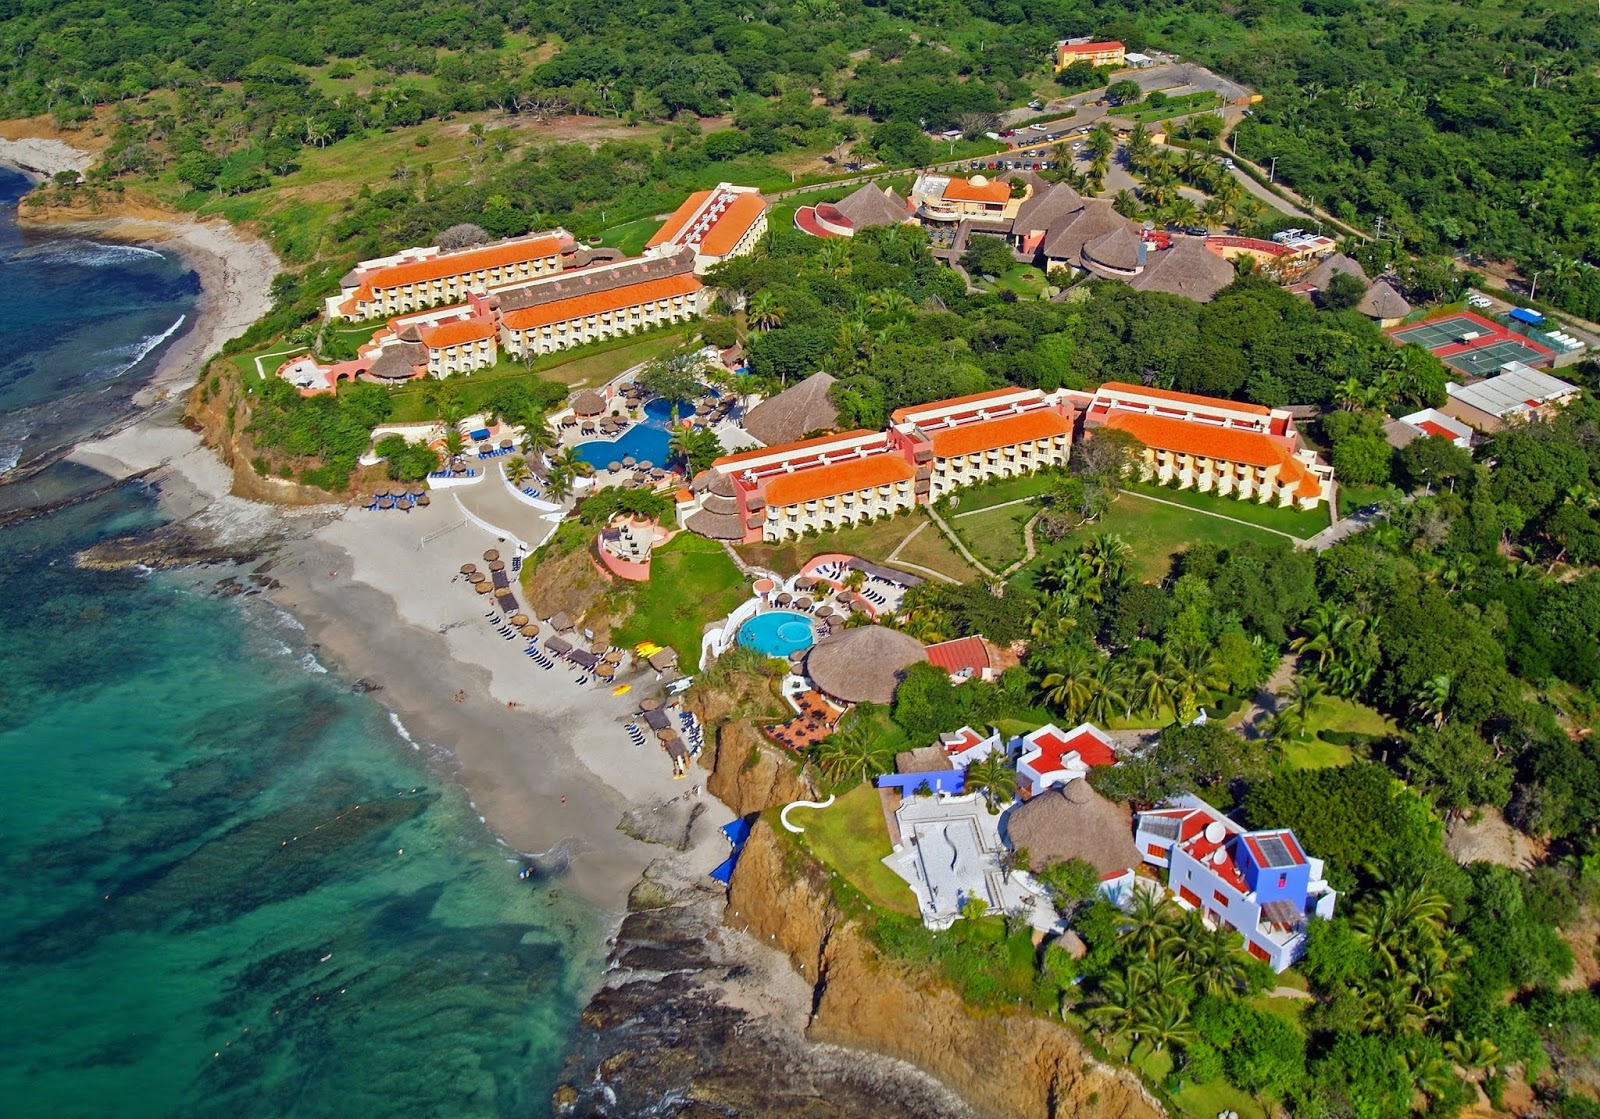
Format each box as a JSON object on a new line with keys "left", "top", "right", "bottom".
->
{"left": 1254, "top": 834, "right": 1295, "bottom": 868}
{"left": 1141, "top": 816, "right": 1181, "bottom": 840}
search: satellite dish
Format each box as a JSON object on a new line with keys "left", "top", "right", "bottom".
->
{"left": 1204, "top": 821, "right": 1226, "bottom": 844}
{"left": 1211, "top": 848, "right": 1228, "bottom": 866}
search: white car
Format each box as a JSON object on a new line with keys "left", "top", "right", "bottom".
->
{"left": 1029, "top": 123, "right": 1048, "bottom": 132}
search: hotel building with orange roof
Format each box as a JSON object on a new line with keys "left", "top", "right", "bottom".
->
{"left": 909, "top": 172, "right": 1028, "bottom": 224}
{"left": 646, "top": 183, "right": 769, "bottom": 274}
{"left": 889, "top": 387, "right": 1075, "bottom": 500}
{"left": 326, "top": 229, "right": 578, "bottom": 321}
{"left": 1077, "top": 381, "right": 1335, "bottom": 509}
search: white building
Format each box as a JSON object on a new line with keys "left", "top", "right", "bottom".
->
{"left": 884, "top": 791, "right": 1052, "bottom": 931}
{"left": 1011, "top": 723, "right": 1118, "bottom": 798}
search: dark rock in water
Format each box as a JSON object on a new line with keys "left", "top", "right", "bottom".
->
{"left": 556, "top": 860, "right": 973, "bottom": 1119}
{"left": 348, "top": 678, "right": 383, "bottom": 694}
{"left": 215, "top": 578, "right": 243, "bottom": 597}
{"left": 76, "top": 521, "right": 270, "bottom": 571}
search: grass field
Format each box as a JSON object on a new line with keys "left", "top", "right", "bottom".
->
{"left": 1020, "top": 491, "right": 1275, "bottom": 585}
{"left": 890, "top": 521, "right": 983, "bottom": 583}
{"left": 945, "top": 471, "right": 1058, "bottom": 513}
{"left": 1307, "top": 695, "right": 1395, "bottom": 739}
{"left": 1337, "top": 483, "right": 1390, "bottom": 518}
{"left": 735, "top": 510, "right": 961, "bottom": 580}
{"left": 1122, "top": 481, "right": 1330, "bottom": 539}
{"left": 1109, "top": 92, "right": 1224, "bottom": 123}
{"left": 982, "top": 263, "right": 1049, "bottom": 297}
{"left": 1281, "top": 739, "right": 1353, "bottom": 770}
{"left": 950, "top": 502, "right": 1032, "bottom": 570}
{"left": 596, "top": 216, "right": 663, "bottom": 257}
{"left": 789, "top": 784, "right": 917, "bottom": 914}
{"left": 611, "top": 533, "right": 749, "bottom": 658}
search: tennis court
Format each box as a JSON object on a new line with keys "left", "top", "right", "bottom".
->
{"left": 1389, "top": 311, "right": 1553, "bottom": 376}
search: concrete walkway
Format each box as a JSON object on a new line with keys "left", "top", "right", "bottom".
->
{"left": 926, "top": 504, "right": 998, "bottom": 580}
{"left": 883, "top": 521, "right": 962, "bottom": 584}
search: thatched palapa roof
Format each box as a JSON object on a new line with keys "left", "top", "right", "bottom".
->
{"left": 1302, "top": 252, "right": 1369, "bottom": 290}
{"left": 1357, "top": 280, "right": 1412, "bottom": 320}
{"left": 1129, "top": 237, "right": 1236, "bottom": 303}
{"left": 832, "top": 184, "right": 915, "bottom": 230}
{"left": 571, "top": 390, "right": 607, "bottom": 417}
{"left": 803, "top": 625, "right": 928, "bottom": 705}
{"left": 741, "top": 372, "right": 839, "bottom": 447}
{"left": 1005, "top": 781, "right": 1140, "bottom": 878}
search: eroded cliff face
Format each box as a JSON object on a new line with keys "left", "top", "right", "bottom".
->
{"left": 185, "top": 363, "right": 338, "bottom": 506}
{"left": 727, "top": 820, "right": 1165, "bottom": 1119}
{"left": 697, "top": 718, "right": 814, "bottom": 818}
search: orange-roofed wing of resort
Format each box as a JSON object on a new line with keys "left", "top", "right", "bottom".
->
{"left": 678, "top": 379, "right": 1335, "bottom": 539}
{"left": 326, "top": 230, "right": 579, "bottom": 321}
{"left": 646, "top": 183, "right": 769, "bottom": 274}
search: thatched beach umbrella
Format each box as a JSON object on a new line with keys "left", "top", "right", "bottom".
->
{"left": 816, "top": 605, "right": 834, "bottom": 618}
{"left": 775, "top": 592, "right": 792, "bottom": 605}
{"left": 640, "top": 697, "right": 660, "bottom": 711}
{"left": 608, "top": 461, "right": 622, "bottom": 472}
{"left": 510, "top": 613, "right": 529, "bottom": 627}
{"left": 622, "top": 456, "right": 636, "bottom": 468}
{"left": 637, "top": 460, "right": 653, "bottom": 471}
{"left": 603, "top": 649, "right": 623, "bottom": 664}
{"left": 796, "top": 596, "right": 813, "bottom": 610}
{"left": 460, "top": 563, "right": 476, "bottom": 575}
{"left": 489, "top": 560, "right": 506, "bottom": 573}
{"left": 520, "top": 624, "right": 541, "bottom": 637}
{"left": 416, "top": 494, "right": 431, "bottom": 507}
{"left": 788, "top": 649, "right": 807, "bottom": 663}
{"left": 595, "top": 663, "right": 615, "bottom": 680}
{"left": 499, "top": 439, "right": 513, "bottom": 450}
{"left": 467, "top": 571, "right": 486, "bottom": 584}
{"left": 656, "top": 727, "right": 679, "bottom": 742}
{"left": 475, "top": 582, "right": 492, "bottom": 595}
{"left": 484, "top": 549, "right": 500, "bottom": 562}
{"left": 795, "top": 576, "right": 816, "bottom": 590}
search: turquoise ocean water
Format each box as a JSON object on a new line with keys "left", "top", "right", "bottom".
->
{"left": 0, "top": 167, "right": 600, "bottom": 1117}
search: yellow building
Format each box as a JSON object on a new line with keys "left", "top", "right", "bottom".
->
{"left": 1056, "top": 41, "right": 1126, "bottom": 71}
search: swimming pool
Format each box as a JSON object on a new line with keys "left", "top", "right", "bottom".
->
{"left": 573, "top": 396, "right": 678, "bottom": 471}
{"left": 736, "top": 610, "right": 818, "bottom": 659}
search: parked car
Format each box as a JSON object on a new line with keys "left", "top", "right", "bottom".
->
{"left": 1077, "top": 125, "right": 1091, "bottom": 134}
{"left": 1029, "top": 123, "right": 1048, "bottom": 132}
{"left": 1028, "top": 99, "right": 1044, "bottom": 110}
{"left": 1222, "top": 158, "right": 1235, "bottom": 169}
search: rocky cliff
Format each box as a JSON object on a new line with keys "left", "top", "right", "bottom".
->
{"left": 697, "top": 719, "right": 813, "bottom": 818}
{"left": 727, "top": 820, "right": 1165, "bottom": 1119}
{"left": 185, "top": 362, "right": 342, "bottom": 507}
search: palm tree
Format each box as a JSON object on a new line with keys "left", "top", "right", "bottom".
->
{"left": 1413, "top": 673, "right": 1452, "bottom": 729}
{"left": 1081, "top": 532, "right": 1132, "bottom": 586}
{"left": 817, "top": 239, "right": 851, "bottom": 276}
{"left": 1165, "top": 197, "right": 1199, "bottom": 228}
{"left": 746, "top": 290, "right": 785, "bottom": 333}
{"left": 1111, "top": 189, "right": 1142, "bottom": 220}
{"left": 1135, "top": 993, "right": 1198, "bottom": 1054}
{"left": 1279, "top": 673, "right": 1326, "bottom": 732}
{"left": 519, "top": 413, "right": 557, "bottom": 457}
{"left": 1038, "top": 646, "right": 1100, "bottom": 720}
{"left": 965, "top": 753, "right": 1017, "bottom": 813}
{"left": 1123, "top": 889, "right": 1176, "bottom": 959}
{"left": 668, "top": 425, "right": 723, "bottom": 474}
{"left": 441, "top": 429, "right": 467, "bottom": 467}
{"left": 1083, "top": 658, "right": 1132, "bottom": 725}
{"left": 550, "top": 447, "right": 594, "bottom": 482}
{"left": 1135, "top": 649, "right": 1186, "bottom": 722}
{"left": 1086, "top": 967, "right": 1146, "bottom": 1044}
{"left": 815, "top": 718, "right": 885, "bottom": 787}
{"left": 505, "top": 456, "right": 532, "bottom": 487}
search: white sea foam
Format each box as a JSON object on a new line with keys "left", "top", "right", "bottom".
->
{"left": 388, "top": 711, "right": 422, "bottom": 751}
{"left": 0, "top": 418, "right": 29, "bottom": 474}
{"left": 93, "top": 315, "right": 186, "bottom": 380}
{"left": 299, "top": 651, "right": 327, "bottom": 675}
{"left": 11, "top": 240, "right": 166, "bottom": 268}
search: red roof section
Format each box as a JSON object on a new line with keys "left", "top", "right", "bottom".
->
{"left": 499, "top": 274, "right": 701, "bottom": 331}
{"left": 891, "top": 387, "right": 1028, "bottom": 423}
{"left": 1103, "top": 413, "right": 1323, "bottom": 499}
{"left": 1417, "top": 420, "right": 1457, "bottom": 440}
{"left": 1025, "top": 725, "right": 1116, "bottom": 774}
{"left": 362, "top": 237, "right": 565, "bottom": 291}
{"left": 713, "top": 430, "right": 880, "bottom": 469}
{"left": 1060, "top": 40, "right": 1124, "bottom": 52}
{"left": 762, "top": 454, "right": 915, "bottom": 507}
{"left": 941, "top": 177, "right": 1013, "bottom": 205}
{"left": 1097, "top": 381, "right": 1272, "bottom": 416}
{"left": 940, "top": 726, "right": 987, "bottom": 758}
{"left": 928, "top": 410, "right": 1072, "bottom": 458}
{"left": 1243, "top": 831, "right": 1306, "bottom": 868}
{"left": 421, "top": 320, "right": 496, "bottom": 349}
{"left": 924, "top": 636, "right": 991, "bottom": 676}
{"left": 648, "top": 190, "right": 768, "bottom": 256}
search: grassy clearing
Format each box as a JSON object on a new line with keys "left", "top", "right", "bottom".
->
{"left": 734, "top": 510, "right": 932, "bottom": 578}
{"left": 1109, "top": 92, "right": 1223, "bottom": 123}
{"left": 1020, "top": 491, "right": 1272, "bottom": 585}
{"left": 611, "top": 533, "right": 749, "bottom": 657}
{"left": 1307, "top": 694, "right": 1396, "bottom": 739}
{"left": 1282, "top": 739, "right": 1353, "bottom": 770}
{"left": 791, "top": 783, "right": 918, "bottom": 915}
{"left": 982, "top": 263, "right": 1049, "bottom": 297}
{"left": 892, "top": 520, "right": 983, "bottom": 583}
{"left": 945, "top": 470, "right": 1058, "bottom": 513}
{"left": 949, "top": 502, "right": 1031, "bottom": 570}
{"left": 596, "top": 216, "right": 663, "bottom": 257}
{"left": 1121, "top": 481, "right": 1330, "bottom": 540}
{"left": 1337, "top": 482, "right": 1390, "bottom": 518}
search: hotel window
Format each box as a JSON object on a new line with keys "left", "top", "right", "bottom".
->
{"left": 1277, "top": 873, "right": 1287, "bottom": 889}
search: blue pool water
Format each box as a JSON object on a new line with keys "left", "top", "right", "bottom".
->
{"left": 573, "top": 397, "right": 675, "bottom": 471}
{"left": 737, "top": 610, "right": 818, "bottom": 658}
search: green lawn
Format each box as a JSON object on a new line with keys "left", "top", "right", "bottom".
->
{"left": 595, "top": 216, "right": 662, "bottom": 257}
{"left": 984, "top": 263, "right": 1049, "bottom": 297}
{"left": 944, "top": 470, "right": 1059, "bottom": 513}
{"left": 790, "top": 783, "right": 918, "bottom": 915}
{"left": 891, "top": 520, "right": 983, "bottom": 583}
{"left": 735, "top": 509, "right": 940, "bottom": 579}
{"left": 1281, "top": 739, "right": 1353, "bottom": 770}
{"left": 1109, "top": 92, "right": 1223, "bottom": 123}
{"left": 1121, "top": 481, "right": 1330, "bottom": 540}
{"left": 1336, "top": 482, "right": 1390, "bottom": 518}
{"left": 611, "top": 533, "right": 750, "bottom": 658}
{"left": 1307, "top": 695, "right": 1396, "bottom": 739}
{"left": 949, "top": 502, "right": 1032, "bottom": 571}
{"left": 1019, "top": 491, "right": 1274, "bottom": 585}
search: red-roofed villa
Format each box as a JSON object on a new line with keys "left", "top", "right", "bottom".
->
{"left": 1012, "top": 722, "right": 1118, "bottom": 798}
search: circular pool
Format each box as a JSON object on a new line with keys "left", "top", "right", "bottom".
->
{"left": 736, "top": 610, "right": 818, "bottom": 659}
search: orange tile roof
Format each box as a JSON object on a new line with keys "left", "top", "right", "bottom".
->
{"left": 647, "top": 190, "right": 713, "bottom": 249}
{"left": 647, "top": 190, "right": 767, "bottom": 256}
{"left": 762, "top": 454, "right": 915, "bottom": 507}
{"left": 713, "top": 430, "right": 879, "bottom": 469}
{"left": 363, "top": 237, "right": 565, "bottom": 292}
{"left": 1097, "top": 381, "right": 1271, "bottom": 416}
{"left": 499, "top": 274, "right": 701, "bottom": 331}
{"left": 928, "top": 410, "right": 1072, "bottom": 458}
{"left": 1104, "top": 413, "right": 1324, "bottom": 499}
{"left": 421, "top": 320, "right": 496, "bottom": 349}
{"left": 941, "top": 177, "right": 1012, "bottom": 205}
{"left": 891, "top": 387, "right": 1027, "bottom": 423}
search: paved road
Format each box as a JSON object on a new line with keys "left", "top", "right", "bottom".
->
{"left": 1303, "top": 505, "right": 1382, "bottom": 551}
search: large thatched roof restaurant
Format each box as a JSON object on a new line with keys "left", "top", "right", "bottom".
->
{"left": 803, "top": 625, "right": 929, "bottom": 706}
